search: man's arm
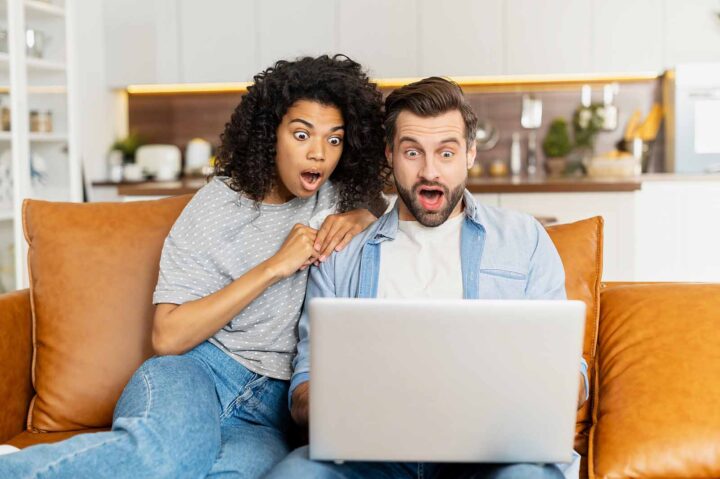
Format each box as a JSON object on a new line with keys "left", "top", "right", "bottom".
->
{"left": 526, "top": 220, "right": 589, "bottom": 410}
{"left": 289, "top": 256, "right": 338, "bottom": 427}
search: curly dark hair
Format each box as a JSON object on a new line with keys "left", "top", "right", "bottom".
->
{"left": 215, "top": 54, "right": 389, "bottom": 212}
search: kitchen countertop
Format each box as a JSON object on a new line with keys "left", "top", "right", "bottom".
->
{"left": 91, "top": 173, "right": 720, "bottom": 197}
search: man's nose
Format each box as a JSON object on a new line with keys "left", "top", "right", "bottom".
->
{"left": 419, "top": 157, "right": 440, "bottom": 181}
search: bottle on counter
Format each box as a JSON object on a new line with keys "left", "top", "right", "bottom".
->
{"left": 527, "top": 130, "right": 538, "bottom": 177}
{"left": 510, "top": 132, "right": 522, "bottom": 176}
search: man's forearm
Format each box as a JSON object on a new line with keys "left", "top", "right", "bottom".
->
{"left": 291, "top": 381, "right": 310, "bottom": 427}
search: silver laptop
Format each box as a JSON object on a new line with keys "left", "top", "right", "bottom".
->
{"left": 308, "top": 298, "right": 586, "bottom": 464}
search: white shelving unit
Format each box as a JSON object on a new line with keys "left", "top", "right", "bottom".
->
{"left": 0, "top": 0, "right": 80, "bottom": 292}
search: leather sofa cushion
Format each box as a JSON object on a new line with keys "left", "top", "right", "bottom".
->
{"left": 546, "top": 216, "right": 603, "bottom": 455}
{"left": 23, "top": 195, "right": 192, "bottom": 431}
{"left": 591, "top": 283, "right": 720, "bottom": 478}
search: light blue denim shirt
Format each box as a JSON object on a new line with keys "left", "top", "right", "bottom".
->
{"left": 290, "top": 190, "right": 589, "bottom": 402}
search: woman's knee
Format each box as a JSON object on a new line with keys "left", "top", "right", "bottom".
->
{"left": 111, "top": 355, "right": 222, "bottom": 476}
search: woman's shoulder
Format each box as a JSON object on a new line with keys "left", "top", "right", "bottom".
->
{"left": 171, "top": 176, "right": 245, "bottom": 231}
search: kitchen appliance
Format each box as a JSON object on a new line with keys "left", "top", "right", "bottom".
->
{"left": 135, "top": 144, "right": 181, "bottom": 180}
{"left": 184, "top": 138, "right": 212, "bottom": 176}
{"left": 666, "top": 63, "right": 720, "bottom": 173}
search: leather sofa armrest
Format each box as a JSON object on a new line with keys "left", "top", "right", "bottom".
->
{"left": 0, "top": 289, "right": 34, "bottom": 442}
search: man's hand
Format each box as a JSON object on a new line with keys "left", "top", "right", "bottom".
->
{"left": 313, "top": 209, "right": 377, "bottom": 263}
{"left": 291, "top": 382, "right": 310, "bottom": 427}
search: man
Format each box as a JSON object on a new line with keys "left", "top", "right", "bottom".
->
{"left": 267, "top": 77, "right": 589, "bottom": 479}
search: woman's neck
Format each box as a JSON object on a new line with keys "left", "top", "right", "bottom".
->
{"left": 263, "top": 183, "right": 296, "bottom": 205}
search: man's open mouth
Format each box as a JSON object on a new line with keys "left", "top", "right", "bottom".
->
{"left": 416, "top": 185, "right": 445, "bottom": 211}
{"left": 300, "top": 169, "right": 323, "bottom": 191}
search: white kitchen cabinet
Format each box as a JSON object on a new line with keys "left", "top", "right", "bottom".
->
{"left": 505, "top": 0, "right": 593, "bottom": 75}
{"left": 257, "top": 0, "right": 335, "bottom": 68}
{"left": 498, "top": 192, "right": 637, "bottom": 281}
{"left": 103, "top": 0, "right": 162, "bottom": 86}
{"left": 178, "top": 0, "right": 257, "bottom": 83}
{"left": 417, "top": 0, "right": 503, "bottom": 77}
{"left": 664, "top": 0, "right": 720, "bottom": 68}
{"left": 336, "top": 0, "right": 418, "bottom": 78}
{"left": 592, "top": 0, "right": 664, "bottom": 73}
{"left": 635, "top": 180, "right": 720, "bottom": 282}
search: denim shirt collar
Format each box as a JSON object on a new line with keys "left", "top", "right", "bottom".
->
{"left": 359, "top": 189, "right": 486, "bottom": 299}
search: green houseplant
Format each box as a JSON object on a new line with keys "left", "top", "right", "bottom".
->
{"left": 542, "top": 118, "right": 572, "bottom": 176}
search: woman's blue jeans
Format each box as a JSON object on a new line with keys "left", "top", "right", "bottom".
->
{"left": 0, "top": 341, "right": 292, "bottom": 478}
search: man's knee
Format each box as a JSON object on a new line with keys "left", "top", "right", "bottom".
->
{"left": 265, "top": 446, "right": 343, "bottom": 479}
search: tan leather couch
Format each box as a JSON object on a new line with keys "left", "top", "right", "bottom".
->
{"left": 1, "top": 196, "right": 719, "bottom": 479}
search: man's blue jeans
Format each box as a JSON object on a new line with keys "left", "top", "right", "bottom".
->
{"left": 265, "top": 446, "right": 566, "bottom": 479}
{"left": 0, "top": 341, "right": 292, "bottom": 478}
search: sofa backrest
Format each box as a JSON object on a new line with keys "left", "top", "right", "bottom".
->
{"left": 23, "top": 195, "right": 192, "bottom": 431}
{"left": 546, "top": 216, "right": 604, "bottom": 459}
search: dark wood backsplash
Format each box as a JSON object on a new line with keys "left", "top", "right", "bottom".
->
{"left": 128, "top": 79, "right": 664, "bottom": 173}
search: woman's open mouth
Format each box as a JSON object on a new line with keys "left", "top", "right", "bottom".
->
{"left": 300, "top": 169, "right": 323, "bottom": 192}
{"left": 416, "top": 185, "right": 446, "bottom": 211}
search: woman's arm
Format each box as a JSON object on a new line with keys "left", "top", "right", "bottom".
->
{"left": 152, "top": 223, "right": 318, "bottom": 356}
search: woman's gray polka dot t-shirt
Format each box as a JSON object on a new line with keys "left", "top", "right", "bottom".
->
{"left": 153, "top": 176, "right": 338, "bottom": 380}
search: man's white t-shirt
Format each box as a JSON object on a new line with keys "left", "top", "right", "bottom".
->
{"left": 377, "top": 212, "right": 464, "bottom": 299}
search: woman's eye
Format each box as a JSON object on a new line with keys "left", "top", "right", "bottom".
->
{"left": 293, "top": 131, "right": 309, "bottom": 141}
{"left": 328, "top": 136, "right": 343, "bottom": 146}
{"left": 441, "top": 151, "right": 454, "bottom": 158}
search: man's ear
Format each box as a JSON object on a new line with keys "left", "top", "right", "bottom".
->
{"left": 385, "top": 144, "right": 393, "bottom": 167}
{"left": 466, "top": 140, "right": 477, "bottom": 170}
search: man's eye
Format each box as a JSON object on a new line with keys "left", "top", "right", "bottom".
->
{"left": 406, "top": 150, "right": 419, "bottom": 158}
{"left": 328, "top": 136, "right": 343, "bottom": 146}
{"left": 441, "top": 151, "right": 454, "bottom": 158}
{"left": 294, "top": 131, "right": 309, "bottom": 141}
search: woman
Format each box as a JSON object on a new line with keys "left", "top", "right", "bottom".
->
{"left": 0, "top": 54, "right": 388, "bottom": 479}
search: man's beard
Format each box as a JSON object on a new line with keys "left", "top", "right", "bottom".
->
{"left": 395, "top": 179, "right": 465, "bottom": 227}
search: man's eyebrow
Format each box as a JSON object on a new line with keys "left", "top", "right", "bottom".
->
{"left": 440, "top": 137, "right": 461, "bottom": 145}
{"left": 329, "top": 125, "right": 345, "bottom": 132}
{"left": 398, "top": 136, "right": 421, "bottom": 145}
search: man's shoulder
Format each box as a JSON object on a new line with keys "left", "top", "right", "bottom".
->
{"left": 472, "top": 200, "right": 541, "bottom": 240}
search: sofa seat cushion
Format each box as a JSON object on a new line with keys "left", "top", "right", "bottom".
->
{"left": 8, "top": 429, "right": 109, "bottom": 449}
{"left": 23, "top": 195, "right": 193, "bottom": 432}
{"left": 591, "top": 283, "right": 720, "bottom": 478}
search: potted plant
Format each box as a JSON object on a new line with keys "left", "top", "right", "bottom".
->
{"left": 542, "top": 118, "right": 572, "bottom": 176}
{"left": 110, "top": 132, "right": 145, "bottom": 164}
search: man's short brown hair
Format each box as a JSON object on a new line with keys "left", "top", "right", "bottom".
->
{"left": 384, "top": 77, "right": 478, "bottom": 150}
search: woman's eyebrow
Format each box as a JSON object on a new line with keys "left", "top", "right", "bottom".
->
{"left": 289, "top": 118, "right": 314, "bottom": 128}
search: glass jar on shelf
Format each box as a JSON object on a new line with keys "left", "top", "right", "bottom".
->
{"left": 29, "top": 110, "right": 53, "bottom": 133}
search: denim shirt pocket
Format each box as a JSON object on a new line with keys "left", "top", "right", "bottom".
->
{"left": 478, "top": 268, "right": 528, "bottom": 299}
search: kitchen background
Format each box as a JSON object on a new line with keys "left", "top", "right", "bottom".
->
{"left": 1, "top": 0, "right": 720, "bottom": 292}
